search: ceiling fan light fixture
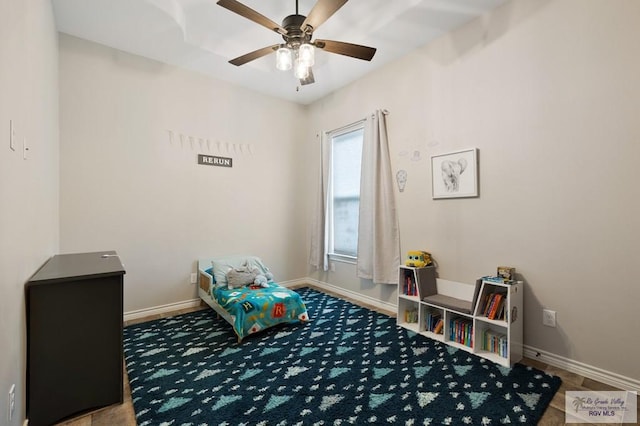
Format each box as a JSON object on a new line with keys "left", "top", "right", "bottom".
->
{"left": 298, "top": 43, "right": 315, "bottom": 67}
{"left": 276, "top": 46, "right": 292, "bottom": 71}
{"left": 294, "top": 57, "right": 309, "bottom": 79}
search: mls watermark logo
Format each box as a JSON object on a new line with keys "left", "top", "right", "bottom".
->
{"left": 566, "top": 391, "right": 637, "bottom": 423}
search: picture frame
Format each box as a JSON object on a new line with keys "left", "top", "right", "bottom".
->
{"left": 431, "top": 148, "right": 478, "bottom": 199}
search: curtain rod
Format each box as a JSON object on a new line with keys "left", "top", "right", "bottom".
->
{"left": 317, "top": 109, "right": 390, "bottom": 139}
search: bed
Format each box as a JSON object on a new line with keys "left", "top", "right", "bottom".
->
{"left": 197, "top": 256, "right": 308, "bottom": 342}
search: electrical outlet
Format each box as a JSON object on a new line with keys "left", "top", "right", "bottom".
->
{"left": 23, "top": 136, "right": 29, "bottom": 160}
{"left": 542, "top": 309, "right": 556, "bottom": 327}
{"left": 8, "top": 384, "right": 15, "bottom": 422}
{"left": 190, "top": 273, "right": 197, "bottom": 284}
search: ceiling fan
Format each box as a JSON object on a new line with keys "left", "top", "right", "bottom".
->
{"left": 217, "top": 0, "right": 377, "bottom": 86}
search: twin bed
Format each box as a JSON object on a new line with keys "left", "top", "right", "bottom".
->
{"left": 197, "top": 256, "right": 308, "bottom": 342}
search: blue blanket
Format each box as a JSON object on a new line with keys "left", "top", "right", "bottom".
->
{"left": 213, "top": 283, "right": 308, "bottom": 341}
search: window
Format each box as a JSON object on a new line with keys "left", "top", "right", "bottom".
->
{"left": 328, "top": 122, "right": 364, "bottom": 260}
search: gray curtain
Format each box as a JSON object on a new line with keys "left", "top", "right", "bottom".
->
{"left": 309, "top": 132, "right": 330, "bottom": 271}
{"left": 356, "top": 109, "right": 400, "bottom": 284}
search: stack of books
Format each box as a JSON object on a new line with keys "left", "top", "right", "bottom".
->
{"left": 449, "top": 318, "right": 473, "bottom": 348}
{"left": 482, "top": 328, "right": 508, "bottom": 357}
{"left": 482, "top": 275, "right": 517, "bottom": 285}
{"left": 478, "top": 291, "right": 507, "bottom": 320}
{"left": 403, "top": 273, "right": 418, "bottom": 296}
{"left": 404, "top": 309, "right": 418, "bottom": 323}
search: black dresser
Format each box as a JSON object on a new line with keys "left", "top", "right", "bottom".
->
{"left": 26, "top": 251, "right": 125, "bottom": 426}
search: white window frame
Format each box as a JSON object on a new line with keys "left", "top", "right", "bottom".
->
{"left": 326, "top": 120, "right": 365, "bottom": 264}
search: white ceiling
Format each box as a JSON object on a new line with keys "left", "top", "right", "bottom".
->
{"left": 52, "top": 0, "right": 508, "bottom": 105}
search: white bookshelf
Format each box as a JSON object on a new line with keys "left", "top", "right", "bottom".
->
{"left": 473, "top": 279, "right": 524, "bottom": 367}
{"left": 397, "top": 266, "right": 523, "bottom": 367}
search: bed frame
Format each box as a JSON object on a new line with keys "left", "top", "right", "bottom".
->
{"left": 197, "top": 259, "right": 237, "bottom": 336}
{"left": 197, "top": 258, "right": 309, "bottom": 343}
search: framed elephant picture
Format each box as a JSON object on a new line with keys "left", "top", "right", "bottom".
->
{"left": 431, "top": 148, "right": 478, "bottom": 199}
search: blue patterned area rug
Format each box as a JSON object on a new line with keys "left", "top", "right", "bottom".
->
{"left": 123, "top": 288, "right": 561, "bottom": 425}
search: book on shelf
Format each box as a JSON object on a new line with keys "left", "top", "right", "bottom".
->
{"left": 433, "top": 319, "right": 443, "bottom": 334}
{"left": 403, "top": 273, "right": 418, "bottom": 296}
{"left": 480, "top": 293, "right": 494, "bottom": 316}
{"left": 487, "top": 294, "right": 503, "bottom": 320}
{"left": 404, "top": 309, "right": 418, "bottom": 323}
{"left": 425, "top": 311, "right": 442, "bottom": 333}
{"left": 478, "top": 294, "right": 489, "bottom": 316}
{"left": 494, "top": 299, "right": 505, "bottom": 321}
{"left": 482, "top": 275, "right": 516, "bottom": 285}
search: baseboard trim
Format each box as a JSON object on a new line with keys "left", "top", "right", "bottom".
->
{"left": 124, "top": 298, "right": 202, "bottom": 321}
{"left": 301, "top": 278, "right": 397, "bottom": 314}
{"left": 123, "top": 280, "right": 309, "bottom": 321}
{"left": 276, "top": 278, "right": 310, "bottom": 288}
{"left": 523, "top": 346, "right": 640, "bottom": 392}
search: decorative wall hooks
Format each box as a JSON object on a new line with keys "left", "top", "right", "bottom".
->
{"left": 166, "top": 129, "right": 254, "bottom": 156}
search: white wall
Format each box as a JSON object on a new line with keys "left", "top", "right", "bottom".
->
{"left": 305, "top": 0, "right": 640, "bottom": 382}
{"left": 0, "top": 0, "right": 59, "bottom": 424}
{"left": 59, "top": 35, "right": 309, "bottom": 312}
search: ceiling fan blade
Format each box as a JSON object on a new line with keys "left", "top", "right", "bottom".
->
{"left": 300, "top": 69, "right": 315, "bottom": 86}
{"left": 301, "top": 0, "right": 348, "bottom": 32}
{"left": 229, "top": 45, "right": 279, "bottom": 66}
{"left": 217, "top": 0, "right": 287, "bottom": 35}
{"left": 314, "top": 39, "right": 377, "bottom": 61}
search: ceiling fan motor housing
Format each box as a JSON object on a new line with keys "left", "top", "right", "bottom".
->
{"left": 282, "top": 14, "right": 311, "bottom": 47}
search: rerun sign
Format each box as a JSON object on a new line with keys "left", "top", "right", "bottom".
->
{"left": 198, "top": 154, "right": 232, "bottom": 168}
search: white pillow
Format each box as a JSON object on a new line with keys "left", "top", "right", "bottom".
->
{"left": 211, "top": 256, "right": 269, "bottom": 288}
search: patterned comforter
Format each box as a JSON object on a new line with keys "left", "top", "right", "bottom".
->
{"left": 213, "top": 283, "right": 309, "bottom": 341}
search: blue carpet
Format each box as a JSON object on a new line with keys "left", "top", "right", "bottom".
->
{"left": 123, "top": 287, "right": 561, "bottom": 425}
